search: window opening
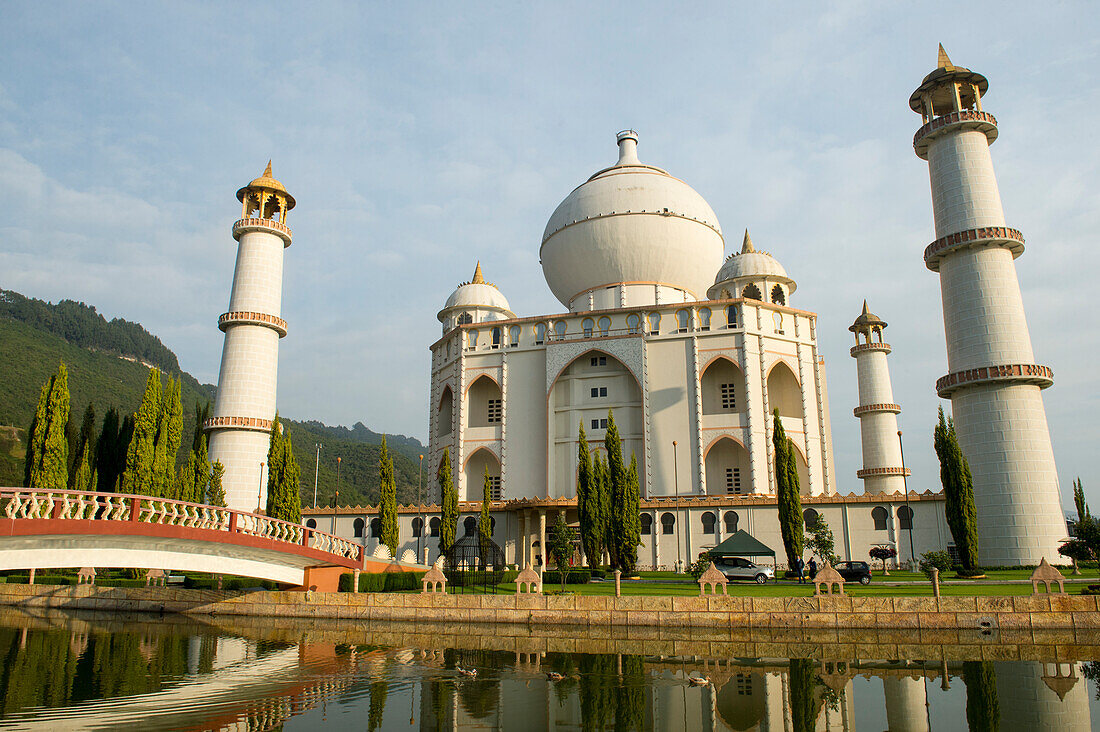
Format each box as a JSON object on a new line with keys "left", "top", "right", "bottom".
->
{"left": 773, "top": 312, "right": 784, "bottom": 334}
{"left": 701, "top": 512, "right": 716, "bottom": 535}
{"left": 802, "top": 508, "right": 819, "bottom": 528}
{"left": 640, "top": 513, "right": 653, "bottom": 535}
{"left": 487, "top": 476, "right": 502, "bottom": 501}
{"left": 720, "top": 383, "right": 736, "bottom": 410}
{"left": 509, "top": 325, "right": 520, "bottom": 347}
{"left": 725, "top": 467, "right": 742, "bottom": 495}
{"left": 582, "top": 318, "right": 594, "bottom": 338}
{"left": 898, "top": 506, "right": 914, "bottom": 530}
{"left": 660, "top": 512, "right": 675, "bottom": 535}
{"left": 726, "top": 305, "right": 737, "bottom": 328}
{"left": 872, "top": 506, "right": 888, "bottom": 531}
{"left": 627, "top": 314, "right": 641, "bottom": 334}
{"left": 491, "top": 327, "right": 501, "bottom": 348}
{"left": 412, "top": 517, "right": 424, "bottom": 538}
{"left": 553, "top": 322, "right": 567, "bottom": 341}
{"left": 458, "top": 312, "right": 473, "bottom": 325}
{"left": 699, "top": 308, "right": 711, "bottom": 331}
{"left": 742, "top": 284, "right": 762, "bottom": 301}
{"left": 468, "top": 330, "right": 479, "bottom": 348}
{"left": 487, "top": 398, "right": 502, "bottom": 424}
{"left": 598, "top": 317, "right": 611, "bottom": 336}
{"left": 723, "top": 511, "right": 738, "bottom": 534}
{"left": 370, "top": 517, "right": 382, "bottom": 537}
{"left": 676, "top": 310, "right": 690, "bottom": 333}
{"left": 647, "top": 312, "right": 661, "bottom": 335}
{"left": 535, "top": 323, "right": 546, "bottom": 345}
{"left": 429, "top": 516, "right": 441, "bottom": 537}
{"left": 353, "top": 518, "right": 364, "bottom": 537}
{"left": 590, "top": 386, "right": 608, "bottom": 398}
{"left": 590, "top": 355, "right": 607, "bottom": 367}
{"left": 771, "top": 284, "right": 786, "bottom": 305}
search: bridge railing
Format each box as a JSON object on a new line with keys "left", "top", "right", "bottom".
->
{"left": 0, "top": 488, "right": 362, "bottom": 565}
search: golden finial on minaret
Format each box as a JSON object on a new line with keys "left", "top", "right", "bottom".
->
{"left": 472, "top": 261, "right": 485, "bottom": 284}
{"left": 937, "top": 43, "right": 953, "bottom": 70}
{"left": 741, "top": 229, "right": 755, "bottom": 254}
{"left": 236, "top": 161, "right": 294, "bottom": 222}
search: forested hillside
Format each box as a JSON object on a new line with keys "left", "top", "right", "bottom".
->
{"left": 0, "top": 291, "right": 427, "bottom": 507}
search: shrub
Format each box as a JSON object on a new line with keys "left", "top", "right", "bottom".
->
{"left": 918, "top": 550, "right": 953, "bottom": 579}
{"left": 1082, "top": 585, "right": 1100, "bottom": 596}
{"left": 541, "top": 570, "right": 591, "bottom": 585}
{"left": 688, "top": 554, "right": 714, "bottom": 581}
{"left": 341, "top": 571, "right": 427, "bottom": 593}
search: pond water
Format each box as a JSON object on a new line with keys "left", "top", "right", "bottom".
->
{"left": 0, "top": 609, "right": 1097, "bottom": 730}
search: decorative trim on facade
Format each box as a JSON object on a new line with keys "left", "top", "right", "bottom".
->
{"left": 203, "top": 416, "right": 274, "bottom": 433}
{"left": 232, "top": 217, "right": 293, "bottom": 246}
{"left": 923, "top": 226, "right": 1025, "bottom": 272}
{"left": 936, "top": 363, "right": 1054, "bottom": 398}
{"left": 544, "top": 336, "right": 645, "bottom": 394}
{"left": 850, "top": 342, "right": 892, "bottom": 356}
{"left": 856, "top": 467, "right": 911, "bottom": 479}
{"left": 541, "top": 208, "right": 722, "bottom": 247}
{"left": 853, "top": 403, "right": 902, "bottom": 417}
{"left": 218, "top": 311, "right": 288, "bottom": 337}
{"left": 913, "top": 109, "right": 998, "bottom": 158}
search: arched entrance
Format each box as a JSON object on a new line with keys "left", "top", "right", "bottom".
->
{"left": 466, "top": 376, "right": 502, "bottom": 428}
{"left": 464, "top": 448, "right": 501, "bottom": 502}
{"left": 705, "top": 437, "right": 751, "bottom": 495}
{"left": 766, "top": 361, "right": 803, "bottom": 419}
{"left": 701, "top": 358, "right": 745, "bottom": 415}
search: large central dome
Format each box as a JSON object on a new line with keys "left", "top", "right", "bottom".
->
{"left": 541, "top": 131, "right": 725, "bottom": 310}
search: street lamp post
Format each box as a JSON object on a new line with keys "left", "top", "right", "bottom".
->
{"left": 333, "top": 456, "right": 342, "bottom": 535}
{"left": 313, "top": 443, "right": 324, "bottom": 508}
{"left": 673, "top": 440, "right": 682, "bottom": 573}
{"left": 417, "top": 454, "right": 425, "bottom": 562}
{"left": 898, "top": 430, "right": 915, "bottom": 565}
{"left": 256, "top": 461, "right": 265, "bottom": 513}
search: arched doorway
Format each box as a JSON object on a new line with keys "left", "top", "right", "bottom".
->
{"left": 466, "top": 375, "right": 502, "bottom": 428}
{"left": 705, "top": 437, "right": 751, "bottom": 495}
{"left": 701, "top": 358, "right": 745, "bottom": 415}
{"left": 436, "top": 386, "right": 454, "bottom": 437}
{"left": 766, "top": 362, "right": 803, "bottom": 419}
{"left": 464, "top": 448, "right": 501, "bottom": 502}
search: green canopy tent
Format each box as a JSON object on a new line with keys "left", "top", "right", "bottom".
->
{"left": 707, "top": 530, "right": 777, "bottom": 566}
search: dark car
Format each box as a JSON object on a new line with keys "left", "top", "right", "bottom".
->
{"left": 833, "top": 561, "right": 872, "bottom": 585}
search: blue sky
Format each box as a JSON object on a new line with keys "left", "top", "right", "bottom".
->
{"left": 1, "top": 2, "right": 1096, "bottom": 507}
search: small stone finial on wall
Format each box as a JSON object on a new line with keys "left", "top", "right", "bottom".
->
{"left": 1030, "top": 557, "right": 1066, "bottom": 595}
{"left": 145, "top": 569, "right": 167, "bottom": 587}
{"left": 697, "top": 562, "right": 728, "bottom": 596}
{"left": 614, "top": 569, "right": 622, "bottom": 598}
{"left": 421, "top": 563, "right": 447, "bottom": 594}
{"left": 77, "top": 567, "right": 96, "bottom": 585}
{"left": 812, "top": 561, "right": 845, "bottom": 596}
{"left": 516, "top": 564, "right": 542, "bottom": 594}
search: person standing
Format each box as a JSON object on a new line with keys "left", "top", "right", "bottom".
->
{"left": 808, "top": 557, "right": 818, "bottom": 581}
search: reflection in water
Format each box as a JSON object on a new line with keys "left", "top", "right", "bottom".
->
{"left": 0, "top": 609, "right": 1095, "bottom": 730}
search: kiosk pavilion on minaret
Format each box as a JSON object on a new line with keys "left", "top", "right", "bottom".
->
{"left": 303, "top": 50, "right": 1070, "bottom": 571}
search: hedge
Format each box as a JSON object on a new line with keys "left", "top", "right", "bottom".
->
{"left": 541, "top": 570, "right": 591, "bottom": 585}
{"left": 339, "top": 571, "right": 426, "bottom": 593}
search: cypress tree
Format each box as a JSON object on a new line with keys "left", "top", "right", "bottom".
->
{"left": 177, "top": 452, "right": 197, "bottom": 503}
{"left": 479, "top": 466, "right": 493, "bottom": 554}
{"left": 69, "top": 404, "right": 96, "bottom": 489}
{"left": 72, "top": 449, "right": 92, "bottom": 492}
{"left": 265, "top": 412, "right": 285, "bottom": 512}
{"left": 36, "top": 362, "right": 71, "bottom": 492}
{"left": 378, "top": 435, "right": 398, "bottom": 555}
{"left": 438, "top": 448, "right": 458, "bottom": 556}
{"left": 191, "top": 435, "right": 209, "bottom": 504}
{"left": 1074, "top": 478, "right": 1089, "bottom": 522}
{"left": 191, "top": 401, "right": 210, "bottom": 452}
{"left": 604, "top": 411, "right": 625, "bottom": 572}
{"left": 93, "top": 408, "right": 118, "bottom": 492}
{"left": 962, "top": 661, "right": 999, "bottom": 732}
{"left": 594, "top": 454, "right": 610, "bottom": 567}
{"left": 617, "top": 453, "right": 641, "bottom": 574}
{"left": 151, "top": 376, "right": 182, "bottom": 498}
{"left": 774, "top": 408, "right": 803, "bottom": 571}
{"left": 934, "top": 406, "right": 979, "bottom": 571}
{"left": 23, "top": 383, "right": 48, "bottom": 488}
{"left": 278, "top": 429, "right": 301, "bottom": 522}
{"left": 121, "top": 369, "right": 162, "bottom": 495}
{"left": 576, "top": 423, "right": 603, "bottom": 568}
{"left": 207, "top": 461, "right": 226, "bottom": 507}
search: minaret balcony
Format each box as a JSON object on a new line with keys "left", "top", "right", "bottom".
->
{"left": 850, "top": 342, "right": 891, "bottom": 357}
{"left": 203, "top": 415, "right": 275, "bottom": 433}
{"left": 853, "top": 403, "right": 901, "bottom": 417}
{"left": 219, "top": 311, "right": 288, "bottom": 337}
{"left": 923, "top": 226, "right": 1024, "bottom": 272}
{"left": 857, "top": 466, "right": 910, "bottom": 479}
{"left": 936, "top": 363, "right": 1054, "bottom": 398}
{"left": 233, "top": 217, "right": 292, "bottom": 246}
{"left": 913, "top": 109, "right": 998, "bottom": 159}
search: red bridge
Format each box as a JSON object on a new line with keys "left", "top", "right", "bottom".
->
{"left": 0, "top": 488, "right": 373, "bottom": 590}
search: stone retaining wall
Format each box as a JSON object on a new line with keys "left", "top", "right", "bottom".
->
{"left": 2, "top": 583, "right": 1097, "bottom": 631}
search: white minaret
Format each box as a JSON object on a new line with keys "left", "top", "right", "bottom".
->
{"left": 911, "top": 47, "right": 1064, "bottom": 565}
{"left": 205, "top": 162, "right": 294, "bottom": 513}
{"left": 849, "top": 302, "right": 907, "bottom": 495}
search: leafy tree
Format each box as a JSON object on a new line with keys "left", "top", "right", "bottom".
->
{"left": 774, "top": 409, "right": 803, "bottom": 571}
{"left": 438, "top": 448, "right": 457, "bottom": 556}
{"left": 207, "top": 461, "right": 226, "bottom": 507}
{"left": 576, "top": 423, "right": 603, "bottom": 568}
{"left": 1058, "top": 538, "right": 1092, "bottom": 575}
{"left": 604, "top": 411, "right": 628, "bottom": 573}
{"left": 688, "top": 552, "right": 714, "bottom": 581}
{"left": 806, "top": 513, "right": 839, "bottom": 565}
{"left": 962, "top": 661, "right": 999, "bottom": 732}
{"left": 934, "top": 406, "right": 980, "bottom": 571}
{"left": 593, "top": 454, "right": 609, "bottom": 567}
{"left": 1074, "top": 478, "right": 1089, "bottom": 522}
{"left": 548, "top": 515, "right": 573, "bottom": 592}
{"left": 868, "top": 545, "right": 897, "bottom": 575}
{"left": 788, "top": 658, "right": 818, "bottom": 732}
{"left": 176, "top": 452, "right": 197, "bottom": 503}
{"left": 918, "top": 550, "right": 953, "bottom": 579}
{"left": 377, "top": 435, "right": 398, "bottom": 555}
{"left": 266, "top": 415, "right": 302, "bottom": 523}
{"left": 69, "top": 404, "right": 96, "bottom": 490}
{"left": 367, "top": 678, "right": 388, "bottom": 732}
{"left": 27, "top": 362, "right": 70, "bottom": 492}
{"left": 615, "top": 655, "right": 645, "bottom": 732}
{"left": 150, "top": 375, "right": 182, "bottom": 498}
{"left": 121, "top": 369, "right": 162, "bottom": 495}
{"left": 478, "top": 466, "right": 492, "bottom": 553}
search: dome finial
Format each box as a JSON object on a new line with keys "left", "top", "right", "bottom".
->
{"left": 472, "top": 261, "right": 484, "bottom": 284}
{"left": 616, "top": 130, "right": 640, "bottom": 166}
{"left": 937, "top": 43, "right": 952, "bottom": 69}
{"left": 862, "top": 299, "right": 870, "bottom": 315}
{"left": 741, "top": 229, "right": 755, "bottom": 254}
{"left": 263, "top": 160, "right": 273, "bottom": 178}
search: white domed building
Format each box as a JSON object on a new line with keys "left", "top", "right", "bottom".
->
{"left": 412, "top": 131, "right": 948, "bottom": 571}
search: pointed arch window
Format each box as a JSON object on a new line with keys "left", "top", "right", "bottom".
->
{"left": 582, "top": 318, "right": 594, "bottom": 338}
{"left": 491, "top": 326, "right": 502, "bottom": 349}
{"left": 699, "top": 308, "right": 711, "bottom": 331}
{"left": 627, "top": 314, "right": 641, "bottom": 334}
{"left": 429, "top": 516, "right": 441, "bottom": 537}
{"left": 467, "top": 330, "right": 479, "bottom": 348}
{"left": 353, "top": 518, "right": 365, "bottom": 537}
{"left": 640, "top": 513, "right": 653, "bottom": 535}
{"left": 598, "top": 317, "right": 611, "bottom": 337}
{"left": 771, "top": 284, "right": 786, "bottom": 305}
{"left": 723, "top": 511, "right": 739, "bottom": 534}
{"left": 897, "top": 506, "right": 914, "bottom": 530}
{"left": 458, "top": 312, "right": 473, "bottom": 325}
{"left": 726, "top": 305, "right": 738, "bottom": 328}
{"left": 553, "top": 321, "right": 567, "bottom": 341}
{"left": 509, "top": 325, "right": 520, "bottom": 347}
{"left": 647, "top": 312, "right": 661, "bottom": 335}
{"left": 742, "top": 284, "right": 762, "bottom": 301}
{"left": 676, "top": 309, "right": 690, "bottom": 333}
{"left": 802, "top": 508, "right": 819, "bottom": 529}
{"left": 535, "top": 323, "right": 546, "bottom": 345}
{"left": 701, "top": 511, "right": 716, "bottom": 535}
{"left": 660, "top": 512, "right": 676, "bottom": 534}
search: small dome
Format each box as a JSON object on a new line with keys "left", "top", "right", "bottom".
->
{"left": 439, "top": 262, "right": 514, "bottom": 321}
{"left": 540, "top": 131, "right": 724, "bottom": 307}
{"left": 236, "top": 161, "right": 295, "bottom": 209}
{"left": 709, "top": 231, "right": 795, "bottom": 297}
{"left": 849, "top": 300, "right": 887, "bottom": 332}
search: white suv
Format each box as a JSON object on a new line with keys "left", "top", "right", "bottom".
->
{"left": 714, "top": 557, "right": 775, "bottom": 584}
